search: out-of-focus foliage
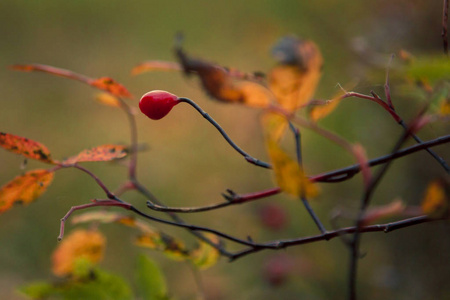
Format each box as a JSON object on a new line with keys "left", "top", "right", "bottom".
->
{"left": 1, "top": 1, "right": 449, "bottom": 300}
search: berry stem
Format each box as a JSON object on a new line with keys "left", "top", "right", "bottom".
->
{"left": 179, "top": 97, "right": 271, "bottom": 169}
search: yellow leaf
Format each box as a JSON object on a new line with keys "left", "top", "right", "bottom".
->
{"left": 190, "top": 234, "right": 220, "bottom": 270}
{"left": 439, "top": 98, "right": 450, "bottom": 116}
{"left": 0, "top": 169, "right": 54, "bottom": 213}
{"left": 95, "top": 93, "right": 121, "bottom": 107}
{"left": 52, "top": 229, "right": 106, "bottom": 277}
{"left": 261, "top": 112, "right": 289, "bottom": 143}
{"left": 136, "top": 233, "right": 189, "bottom": 262}
{"left": 421, "top": 180, "right": 448, "bottom": 218}
{"left": 269, "top": 38, "right": 323, "bottom": 112}
{"left": 309, "top": 87, "right": 348, "bottom": 121}
{"left": 266, "top": 140, "right": 318, "bottom": 198}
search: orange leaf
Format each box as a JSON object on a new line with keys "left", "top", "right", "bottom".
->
{"left": 0, "top": 169, "right": 54, "bottom": 213}
{"left": 176, "top": 45, "right": 271, "bottom": 108}
{"left": 421, "top": 180, "right": 448, "bottom": 218}
{"left": 52, "top": 229, "right": 105, "bottom": 276}
{"left": 439, "top": 98, "right": 450, "bottom": 116}
{"left": 266, "top": 140, "right": 319, "bottom": 198}
{"left": 131, "top": 60, "right": 182, "bottom": 75}
{"left": 63, "top": 144, "right": 128, "bottom": 164}
{"left": 95, "top": 93, "right": 121, "bottom": 107}
{"left": 361, "top": 199, "right": 406, "bottom": 225}
{"left": 309, "top": 89, "right": 347, "bottom": 122}
{"left": 269, "top": 36, "right": 323, "bottom": 112}
{"left": 0, "top": 132, "right": 54, "bottom": 163}
{"left": 90, "top": 77, "right": 132, "bottom": 98}
{"left": 72, "top": 211, "right": 189, "bottom": 261}
{"left": 11, "top": 64, "right": 132, "bottom": 99}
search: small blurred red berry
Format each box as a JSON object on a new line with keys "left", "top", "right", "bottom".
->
{"left": 259, "top": 203, "right": 288, "bottom": 231}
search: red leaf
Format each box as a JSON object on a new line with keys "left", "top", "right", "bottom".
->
{"left": 11, "top": 64, "right": 132, "bottom": 99}
{"left": 0, "top": 169, "right": 54, "bottom": 213}
{"left": 63, "top": 145, "right": 128, "bottom": 164}
{"left": 10, "top": 64, "right": 91, "bottom": 83}
{"left": 0, "top": 132, "right": 54, "bottom": 163}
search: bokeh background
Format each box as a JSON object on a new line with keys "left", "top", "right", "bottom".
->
{"left": 0, "top": 1, "right": 448, "bottom": 299}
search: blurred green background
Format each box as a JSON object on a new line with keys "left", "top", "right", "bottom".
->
{"left": 0, "top": 0, "right": 449, "bottom": 299}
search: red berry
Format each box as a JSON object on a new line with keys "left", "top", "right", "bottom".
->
{"left": 259, "top": 203, "right": 288, "bottom": 231}
{"left": 139, "top": 90, "right": 179, "bottom": 120}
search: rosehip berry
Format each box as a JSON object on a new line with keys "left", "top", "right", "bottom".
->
{"left": 139, "top": 90, "right": 179, "bottom": 120}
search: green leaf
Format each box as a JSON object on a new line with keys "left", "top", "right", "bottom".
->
{"left": 405, "top": 56, "right": 450, "bottom": 83}
{"left": 18, "top": 267, "right": 133, "bottom": 300}
{"left": 18, "top": 282, "right": 55, "bottom": 299}
{"left": 135, "top": 254, "right": 169, "bottom": 300}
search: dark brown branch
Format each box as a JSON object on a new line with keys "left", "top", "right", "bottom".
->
{"left": 179, "top": 97, "right": 271, "bottom": 169}
{"left": 229, "top": 215, "right": 440, "bottom": 261}
{"left": 144, "top": 135, "right": 449, "bottom": 213}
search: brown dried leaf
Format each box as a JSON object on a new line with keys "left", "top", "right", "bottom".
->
{"left": 176, "top": 46, "right": 271, "bottom": 108}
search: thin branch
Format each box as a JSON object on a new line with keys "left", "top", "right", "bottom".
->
{"left": 385, "top": 54, "right": 395, "bottom": 109}
{"left": 58, "top": 200, "right": 132, "bottom": 240}
{"left": 398, "top": 120, "right": 450, "bottom": 173}
{"left": 129, "top": 205, "right": 277, "bottom": 249}
{"left": 289, "top": 122, "right": 327, "bottom": 234}
{"left": 229, "top": 215, "right": 438, "bottom": 261}
{"left": 145, "top": 134, "right": 449, "bottom": 213}
{"left": 117, "top": 97, "right": 139, "bottom": 180}
{"left": 348, "top": 113, "right": 424, "bottom": 300}
{"left": 343, "top": 90, "right": 449, "bottom": 173}
{"left": 178, "top": 97, "right": 271, "bottom": 169}
{"left": 133, "top": 179, "right": 234, "bottom": 257}
{"left": 71, "top": 164, "right": 116, "bottom": 199}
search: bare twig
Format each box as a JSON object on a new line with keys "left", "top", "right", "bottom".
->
{"left": 58, "top": 200, "right": 132, "bottom": 240}
{"left": 179, "top": 97, "right": 271, "bottom": 169}
{"left": 289, "top": 122, "right": 327, "bottom": 234}
{"left": 229, "top": 215, "right": 438, "bottom": 261}
{"left": 348, "top": 109, "right": 427, "bottom": 300}
{"left": 145, "top": 134, "right": 449, "bottom": 213}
